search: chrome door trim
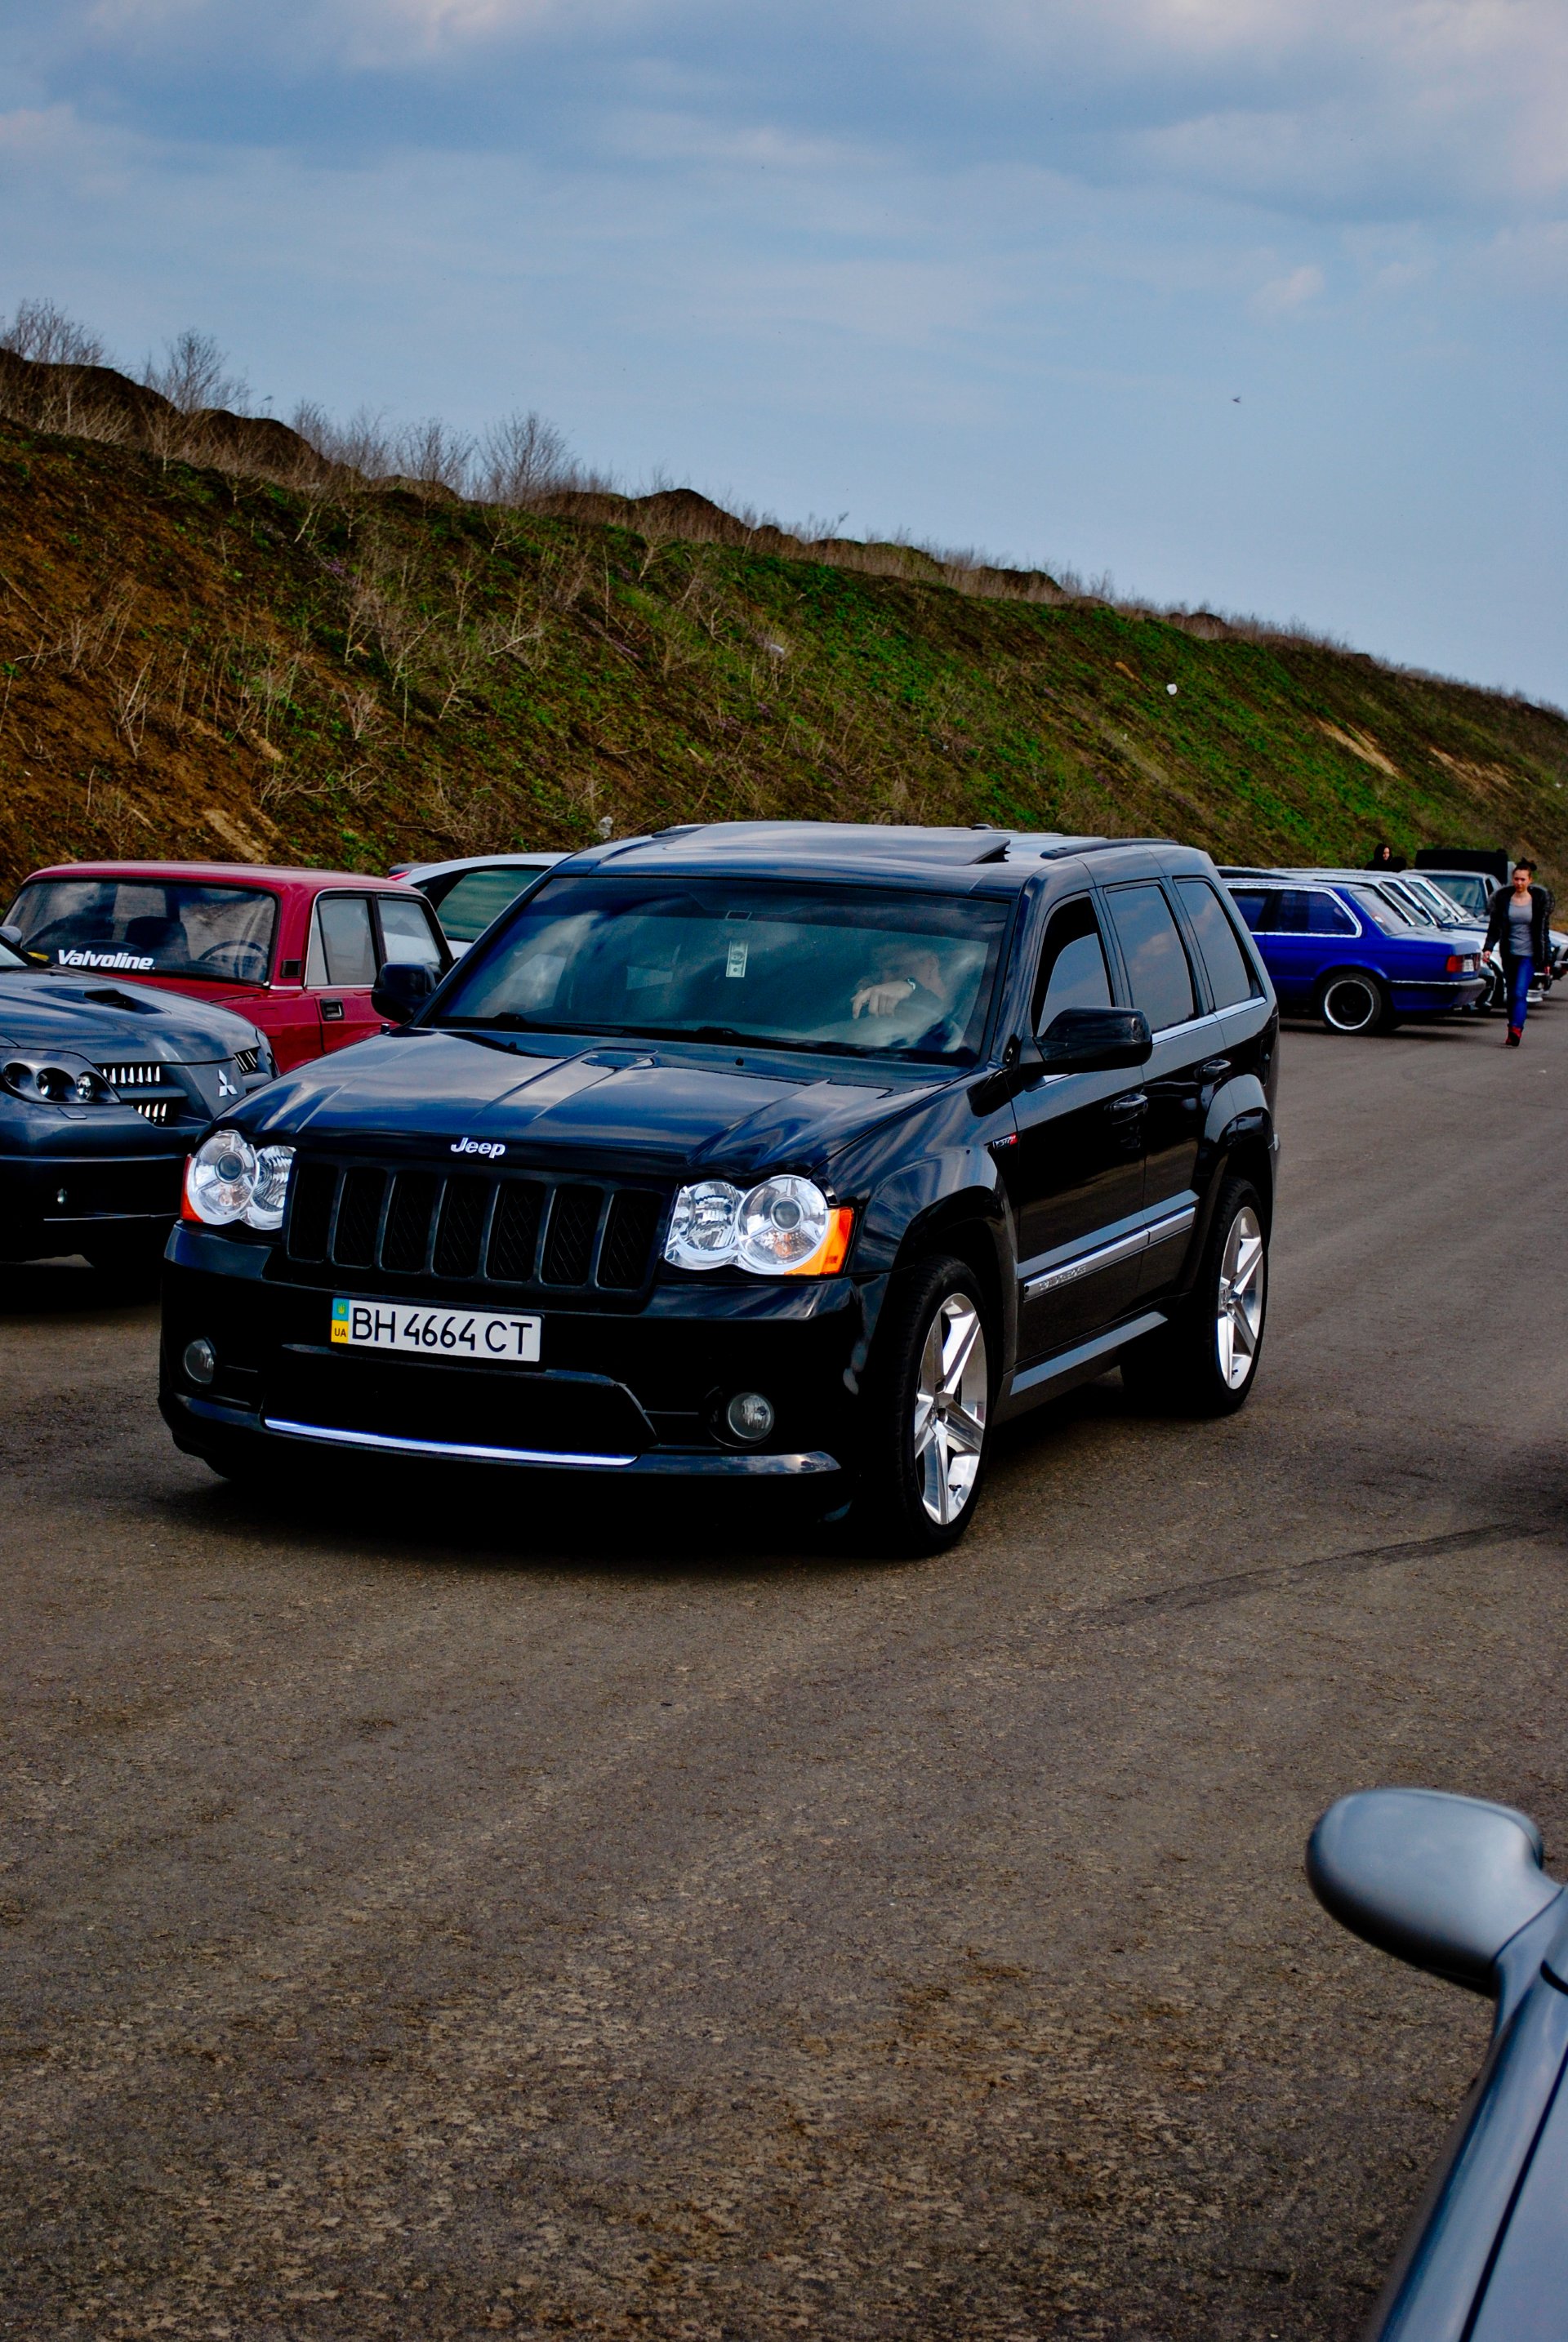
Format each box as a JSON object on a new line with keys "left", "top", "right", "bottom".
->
{"left": 1020, "top": 1200, "right": 1198, "bottom": 1299}
{"left": 1023, "top": 1226, "right": 1148, "bottom": 1299}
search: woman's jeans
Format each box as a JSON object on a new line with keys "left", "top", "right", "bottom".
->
{"left": 1507, "top": 955, "right": 1535, "bottom": 1031}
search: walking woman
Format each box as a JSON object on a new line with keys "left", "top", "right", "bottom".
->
{"left": 1484, "top": 860, "right": 1552, "bottom": 1046}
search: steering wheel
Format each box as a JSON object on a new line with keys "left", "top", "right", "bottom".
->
{"left": 194, "top": 941, "right": 268, "bottom": 981}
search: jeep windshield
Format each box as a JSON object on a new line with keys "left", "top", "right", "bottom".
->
{"left": 435, "top": 875, "right": 1012, "bottom": 1064}
{"left": 7, "top": 879, "right": 278, "bottom": 984}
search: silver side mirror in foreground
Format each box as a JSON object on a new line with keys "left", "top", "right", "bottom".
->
{"left": 1307, "top": 1788, "right": 1564, "bottom": 1997}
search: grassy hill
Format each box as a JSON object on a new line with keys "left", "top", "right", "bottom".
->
{"left": 2, "top": 412, "right": 1566, "bottom": 893}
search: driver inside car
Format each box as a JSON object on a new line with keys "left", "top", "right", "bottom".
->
{"left": 851, "top": 946, "right": 951, "bottom": 1021}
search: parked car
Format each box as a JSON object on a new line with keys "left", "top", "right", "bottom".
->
{"left": 0, "top": 927, "right": 274, "bottom": 1270}
{"left": 2, "top": 863, "right": 452, "bottom": 1073}
{"left": 1290, "top": 867, "right": 1501, "bottom": 1013}
{"left": 1219, "top": 870, "right": 1486, "bottom": 1034}
{"left": 1308, "top": 1788, "right": 1568, "bottom": 2339}
{"left": 161, "top": 822, "right": 1280, "bottom": 1551}
{"left": 1419, "top": 866, "right": 1497, "bottom": 922}
{"left": 390, "top": 853, "right": 565, "bottom": 955}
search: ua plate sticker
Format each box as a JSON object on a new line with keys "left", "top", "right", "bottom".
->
{"left": 332, "top": 1298, "right": 541, "bottom": 1361}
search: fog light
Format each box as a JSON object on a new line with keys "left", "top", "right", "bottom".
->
{"left": 184, "top": 1338, "right": 216, "bottom": 1386}
{"left": 725, "top": 1391, "right": 774, "bottom": 1444}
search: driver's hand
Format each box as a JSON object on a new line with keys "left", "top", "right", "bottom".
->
{"left": 853, "top": 978, "right": 914, "bottom": 1017}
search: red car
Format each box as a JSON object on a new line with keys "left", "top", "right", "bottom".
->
{"left": 1, "top": 862, "right": 451, "bottom": 1073}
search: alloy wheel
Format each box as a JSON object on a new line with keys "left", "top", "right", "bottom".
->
{"left": 1322, "top": 977, "right": 1379, "bottom": 1033}
{"left": 1216, "top": 1206, "right": 1265, "bottom": 1391}
{"left": 912, "top": 1294, "right": 989, "bottom": 1525}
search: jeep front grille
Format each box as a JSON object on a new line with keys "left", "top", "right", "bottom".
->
{"left": 283, "top": 1162, "right": 666, "bottom": 1295}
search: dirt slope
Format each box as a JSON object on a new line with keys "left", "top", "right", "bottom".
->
{"left": 2, "top": 418, "right": 1565, "bottom": 894}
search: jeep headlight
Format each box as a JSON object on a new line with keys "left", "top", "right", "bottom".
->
{"left": 664, "top": 1175, "right": 853, "bottom": 1277}
{"left": 183, "top": 1129, "right": 296, "bottom": 1230}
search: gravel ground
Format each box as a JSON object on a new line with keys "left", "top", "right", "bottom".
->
{"left": 2, "top": 1013, "right": 1566, "bottom": 2341}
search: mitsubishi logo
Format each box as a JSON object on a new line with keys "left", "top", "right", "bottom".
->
{"left": 216, "top": 1069, "right": 238, "bottom": 1098}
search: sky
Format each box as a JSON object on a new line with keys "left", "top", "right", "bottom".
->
{"left": 2, "top": 0, "right": 1565, "bottom": 702}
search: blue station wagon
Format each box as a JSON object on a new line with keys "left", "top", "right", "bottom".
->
{"left": 1222, "top": 875, "right": 1485, "bottom": 1035}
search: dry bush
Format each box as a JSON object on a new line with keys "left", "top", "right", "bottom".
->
{"left": 140, "top": 329, "right": 248, "bottom": 417}
{"left": 477, "top": 410, "right": 573, "bottom": 506}
{"left": 0, "top": 299, "right": 106, "bottom": 367}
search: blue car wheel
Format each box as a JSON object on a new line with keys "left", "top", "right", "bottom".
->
{"left": 1318, "top": 969, "right": 1392, "bottom": 1035}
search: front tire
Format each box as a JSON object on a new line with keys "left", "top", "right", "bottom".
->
{"left": 1120, "top": 1179, "right": 1267, "bottom": 1417}
{"left": 851, "top": 1256, "right": 992, "bottom": 1554}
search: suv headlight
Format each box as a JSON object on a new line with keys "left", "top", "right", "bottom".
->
{"left": 2, "top": 1054, "right": 117, "bottom": 1105}
{"left": 665, "top": 1175, "right": 853, "bottom": 1277}
{"left": 183, "top": 1129, "right": 296, "bottom": 1230}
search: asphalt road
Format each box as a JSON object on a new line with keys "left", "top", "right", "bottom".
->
{"left": 3, "top": 1008, "right": 1566, "bottom": 2342}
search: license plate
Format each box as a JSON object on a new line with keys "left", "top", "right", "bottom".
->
{"left": 331, "top": 1298, "right": 541, "bottom": 1362}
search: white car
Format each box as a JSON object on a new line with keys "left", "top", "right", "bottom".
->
{"left": 388, "top": 853, "right": 566, "bottom": 956}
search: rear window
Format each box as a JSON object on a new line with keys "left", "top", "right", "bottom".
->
{"left": 430, "top": 866, "right": 547, "bottom": 943}
{"left": 1174, "top": 878, "right": 1259, "bottom": 1007}
{"left": 7, "top": 877, "right": 277, "bottom": 983}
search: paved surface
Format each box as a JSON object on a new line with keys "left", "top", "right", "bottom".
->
{"left": 3, "top": 1011, "right": 1566, "bottom": 2342}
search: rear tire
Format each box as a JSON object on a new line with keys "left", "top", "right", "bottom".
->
{"left": 849, "top": 1254, "right": 992, "bottom": 1555}
{"left": 1318, "top": 972, "right": 1392, "bottom": 1036}
{"left": 1120, "top": 1178, "right": 1267, "bottom": 1417}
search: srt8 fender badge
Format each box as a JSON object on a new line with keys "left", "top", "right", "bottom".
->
{"left": 451, "top": 1137, "right": 507, "bottom": 1159}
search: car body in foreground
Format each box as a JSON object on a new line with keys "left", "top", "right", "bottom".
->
{"left": 1219, "top": 870, "right": 1486, "bottom": 1034}
{"left": 390, "top": 853, "right": 565, "bottom": 955}
{"left": 0, "top": 929, "right": 273, "bottom": 1268}
{"left": 2, "top": 862, "right": 452, "bottom": 1074}
{"left": 1309, "top": 1788, "right": 1568, "bottom": 2340}
{"left": 161, "top": 821, "right": 1281, "bottom": 1551}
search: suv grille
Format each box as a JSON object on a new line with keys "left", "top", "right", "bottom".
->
{"left": 94, "top": 1060, "right": 189, "bottom": 1124}
{"left": 284, "top": 1162, "right": 666, "bottom": 1295}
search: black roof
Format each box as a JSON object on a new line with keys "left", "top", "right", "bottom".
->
{"left": 555, "top": 821, "right": 1202, "bottom": 890}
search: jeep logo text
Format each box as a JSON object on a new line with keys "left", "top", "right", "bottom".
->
{"left": 450, "top": 1137, "right": 507, "bottom": 1159}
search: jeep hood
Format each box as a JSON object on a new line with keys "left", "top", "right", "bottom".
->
{"left": 244, "top": 1031, "right": 950, "bottom": 1178}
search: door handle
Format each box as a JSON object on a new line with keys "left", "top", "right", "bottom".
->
{"left": 1104, "top": 1092, "right": 1147, "bottom": 1117}
{"left": 320, "top": 998, "right": 345, "bottom": 1021}
{"left": 1198, "top": 1057, "right": 1230, "bottom": 1080}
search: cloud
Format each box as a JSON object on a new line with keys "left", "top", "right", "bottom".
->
{"left": 1252, "top": 260, "right": 1324, "bottom": 315}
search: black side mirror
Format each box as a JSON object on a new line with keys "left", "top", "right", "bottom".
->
{"left": 372, "top": 960, "right": 437, "bottom": 1024}
{"left": 1308, "top": 1789, "right": 1563, "bottom": 1997}
{"left": 1037, "top": 1005, "right": 1152, "bottom": 1074}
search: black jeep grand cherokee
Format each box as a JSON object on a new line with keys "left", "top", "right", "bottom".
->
{"left": 161, "top": 823, "right": 1278, "bottom": 1550}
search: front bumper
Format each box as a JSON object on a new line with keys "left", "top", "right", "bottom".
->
{"left": 0, "top": 1144, "right": 187, "bottom": 1260}
{"left": 160, "top": 1227, "right": 876, "bottom": 1484}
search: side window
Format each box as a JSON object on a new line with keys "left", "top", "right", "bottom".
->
{"left": 376, "top": 893, "right": 447, "bottom": 972}
{"left": 306, "top": 895, "right": 377, "bottom": 988}
{"left": 1307, "top": 893, "right": 1356, "bottom": 936}
{"left": 1031, "top": 896, "right": 1112, "bottom": 1031}
{"left": 1227, "top": 888, "right": 1272, "bottom": 933}
{"left": 1104, "top": 883, "right": 1196, "bottom": 1032}
{"left": 430, "top": 866, "right": 542, "bottom": 944}
{"left": 1175, "top": 879, "right": 1258, "bottom": 1008}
